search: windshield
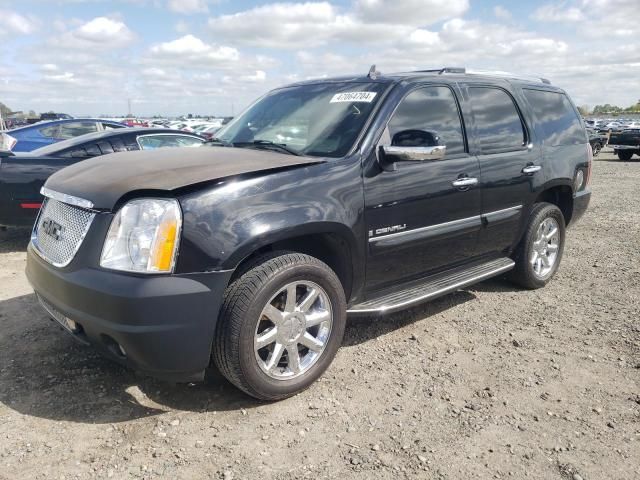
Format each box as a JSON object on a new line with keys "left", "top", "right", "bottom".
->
{"left": 216, "top": 82, "right": 388, "bottom": 157}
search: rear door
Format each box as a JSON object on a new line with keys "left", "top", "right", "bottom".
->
{"left": 462, "top": 84, "right": 539, "bottom": 257}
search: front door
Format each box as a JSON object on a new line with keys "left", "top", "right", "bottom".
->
{"left": 363, "top": 84, "right": 482, "bottom": 293}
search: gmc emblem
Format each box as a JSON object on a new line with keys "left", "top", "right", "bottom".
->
{"left": 41, "top": 218, "right": 64, "bottom": 241}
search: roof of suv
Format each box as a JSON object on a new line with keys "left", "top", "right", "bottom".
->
{"left": 286, "top": 67, "right": 562, "bottom": 92}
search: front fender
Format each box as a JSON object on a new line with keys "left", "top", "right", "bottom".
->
{"left": 175, "top": 158, "right": 366, "bottom": 287}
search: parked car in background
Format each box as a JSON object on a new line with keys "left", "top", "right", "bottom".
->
{"left": 608, "top": 128, "right": 640, "bottom": 161}
{"left": 0, "top": 128, "right": 204, "bottom": 227}
{"left": 121, "top": 118, "right": 149, "bottom": 128}
{"left": 6, "top": 119, "right": 127, "bottom": 152}
{"left": 587, "top": 129, "right": 608, "bottom": 156}
{"left": 39, "top": 113, "right": 73, "bottom": 122}
{"left": 199, "top": 125, "right": 221, "bottom": 140}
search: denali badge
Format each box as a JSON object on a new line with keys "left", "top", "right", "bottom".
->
{"left": 41, "top": 218, "right": 65, "bottom": 241}
{"left": 369, "top": 224, "right": 407, "bottom": 237}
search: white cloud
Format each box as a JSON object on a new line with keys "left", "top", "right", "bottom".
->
{"left": 207, "top": 1, "right": 434, "bottom": 48}
{"left": 0, "top": 10, "right": 37, "bottom": 35}
{"left": 167, "top": 0, "right": 211, "bottom": 14}
{"left": 43, "top": 72, "right": 77, "bottom": 84}
{"left": 531, "top": 4, "right": 586, "bottom": 22}
{"left": 149, "top": 34, "right": 239, "bottom": 63}
{"left": 353, "top": 0, "right": 468, "bottom": 24}
{"left": 493, "top": 5, "right": 512, "bottom": 21}
{"left": 74, "top": 17, "right": 135, "bottom": 43}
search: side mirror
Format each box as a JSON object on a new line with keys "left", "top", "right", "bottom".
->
{"left": 379, "top": 129, "right": 446, "bottom": 166}
{"left": 381, "top": 144, "right": 447, "bottom": 162}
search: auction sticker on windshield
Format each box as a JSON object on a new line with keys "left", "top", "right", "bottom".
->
{"left": 330, "top": 92, "right": 377, "bottom": 103}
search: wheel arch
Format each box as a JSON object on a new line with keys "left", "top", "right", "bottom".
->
{"left": 534, "top": 183, "right": 574, "bottom": 226}
{"left": 223, "top": 222, "right": 361, "bottom": 301}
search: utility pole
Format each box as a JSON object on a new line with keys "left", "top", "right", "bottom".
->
{"left": 127, "top": 98, "right": 132, "bottom": 117}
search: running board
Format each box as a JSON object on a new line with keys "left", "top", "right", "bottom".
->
{"left": 348, "top": 258, "right": 514, "bottom": 315}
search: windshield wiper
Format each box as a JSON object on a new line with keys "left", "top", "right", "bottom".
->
{"left": 233, "top": 140, "right": 301, "bottom": 156}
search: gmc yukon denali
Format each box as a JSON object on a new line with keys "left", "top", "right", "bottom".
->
{"left": 26, "top": 67, "right": 592, "bottom": 400}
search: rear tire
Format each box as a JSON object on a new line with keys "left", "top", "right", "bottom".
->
{"left": 509, "top": 203, "right": 566, "bottom": 289}
{"left": 213, "top": 252, "right": 346, "bottom": 401}
{"left": 618, "top": 150, "right": 633, "bottom": 161}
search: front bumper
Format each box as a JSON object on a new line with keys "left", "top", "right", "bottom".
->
{"left": 26, "top": 244, "right": 233, "bottom": 382}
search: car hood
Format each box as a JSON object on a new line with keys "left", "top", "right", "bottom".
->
{"left": 44, "top": 146, "right": 325, "bottom": 210}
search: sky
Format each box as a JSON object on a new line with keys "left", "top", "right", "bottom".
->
{"left": 0, "top": 0, "right": 638, "bottom": 116}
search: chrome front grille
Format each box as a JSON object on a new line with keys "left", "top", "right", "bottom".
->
{"left": 32, "top": 197, "right": 95, "bottom": 267}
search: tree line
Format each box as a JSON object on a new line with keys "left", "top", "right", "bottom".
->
{"left": 578, "top": 100, "right": 640, "bottom": 116}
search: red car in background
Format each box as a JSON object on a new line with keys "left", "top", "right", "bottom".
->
{"left": 122, "top": 118, "right": 149, "bottom": 127}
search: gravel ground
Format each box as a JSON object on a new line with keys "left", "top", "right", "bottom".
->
{"left": 0, "top": 148, "right": 638, "bottom": 480}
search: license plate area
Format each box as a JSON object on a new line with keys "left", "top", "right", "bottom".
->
{"left": 36, "top": 294, "right": 83, "bottom": 335}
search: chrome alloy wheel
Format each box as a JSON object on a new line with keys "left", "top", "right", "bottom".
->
{"left": 530, "top": 217, "right": 560, "bottom": 278}
{"left": 254, "top": 281, "right": 333, "bottom": 380}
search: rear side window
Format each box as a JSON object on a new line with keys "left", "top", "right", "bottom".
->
{"left": 39, "top": 126, "right": 59, "bottom": 138}
{"left": 523, "top": 89, "right": 586, "bottom": 146}
{"left": 137, "top": 135, "right": 203, "bottom": 150}
{"left": 387, "top": 86, "right": 466, "bottom": 155}
{"left": 58, "top": 122, "right": 99, "bottom": 139}
{"left": 469, "top": 87, "right": 526, "bottom": 154}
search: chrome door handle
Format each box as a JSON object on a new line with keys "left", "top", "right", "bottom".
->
{"left": 452, "top": 177, "right": 478, "bottom": 188}
{"left": 522, "top": 165, "right": 542, "bottom": 174}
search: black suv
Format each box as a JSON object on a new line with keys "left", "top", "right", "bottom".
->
{"left": 26, "top": 67, "right": 591, "bottom": 400}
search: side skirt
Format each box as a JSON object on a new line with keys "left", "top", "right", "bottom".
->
{"left": 347, "top": 257, "right": 514, "bottom": 315}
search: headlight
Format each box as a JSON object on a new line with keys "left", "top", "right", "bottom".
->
{"left": 100, "top": 198, "right": 182, "bottom": 273}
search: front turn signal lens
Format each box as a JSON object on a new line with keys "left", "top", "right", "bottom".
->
{"left": 149, "top": 217, "right": 178, "bottom": 272}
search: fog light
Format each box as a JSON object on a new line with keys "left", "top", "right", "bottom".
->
{"left": 574, "top": 170, "right": 584, "bottom": 191}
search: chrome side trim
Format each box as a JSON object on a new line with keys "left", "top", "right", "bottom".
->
{"left": 368, "top": 205, "right": 523, "bottom": 244}
{"left": 347, "top": 259, "right": 514, "bottom": 314}
{"left": 369, "top": 215, "right": 481, "bottom": 243}
{"left": 40, "top": 187, "right": 94, "bottom": 210}
{"left": 483, "top": 205, "right": 522, "bottom": 224}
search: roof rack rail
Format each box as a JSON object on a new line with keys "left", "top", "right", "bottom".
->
{"left": 414, "top": 67, "right": 466, "bottom": 74}
{"left": 413, "top": 67, "right": 551, "bottom": 85}
{"left": 464, "top": 68, "right": 551, "bottom": 84}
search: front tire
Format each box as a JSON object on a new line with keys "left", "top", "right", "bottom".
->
{"left": 509, "top": 203, "right": 566, "bottom": 289}
{"left": 213, "top": 252, "right": 346, "bottom": 400}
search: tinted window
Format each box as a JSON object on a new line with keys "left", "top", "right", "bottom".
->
{"left": 137, "top": 135, "right": 203, "bottom": 150}
{"left": 38, "top": 126, "right": 59, "bottom": 137}
{"left": 469, "top": 87, "right": 525, "bottom": 153}
{"left": 387, "top": 86, "right": 465, "bottom": 155}
{"left": 102, "top": 122, "right": 124, "bottom": 130}
{"left": 57, "top": 122, "right": 98, "bottom": 139}
{"left": 523, "top": 89, "right": 586, "bottom": 146}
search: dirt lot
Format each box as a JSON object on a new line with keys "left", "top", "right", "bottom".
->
{"left": 0, "top": 148, "right": 638, "bottom": 480}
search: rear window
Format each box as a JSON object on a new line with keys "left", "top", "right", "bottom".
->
{"left": 468, "top": 87, "right": 526, "bottom": 154}
{"left": 523, "top": 89, "right": 586, "bottom": 146}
